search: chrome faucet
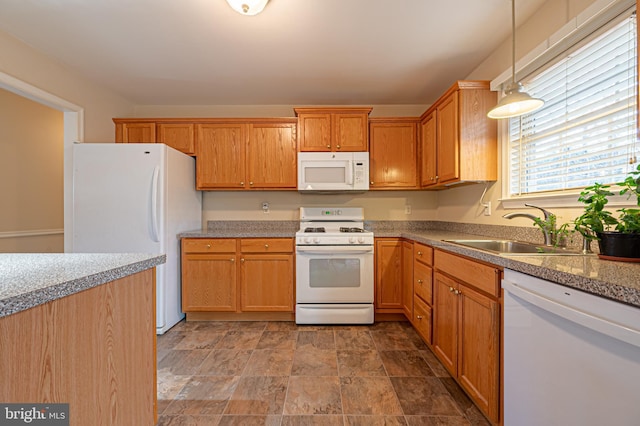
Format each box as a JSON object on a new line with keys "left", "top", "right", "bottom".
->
{"left": 503, "top": 204, "right": 555, "bottom": 246}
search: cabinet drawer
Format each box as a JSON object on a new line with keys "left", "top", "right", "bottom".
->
{"left": 413, "top": 295, "right": 432, "bottom": 344}
{"left": 414, "top": 243, "right": 433, "bottom": 266}
{"left": 414, "top": 261, "right": 433, "bottom": 304}
{"left": 240, "top": 238, "right": 293, "bottom": 253}
{"left": 434, "top": 250, "right": 500, "bottom": 297}
{"left": 182, "top": 238, "right": 236, "bottom": 254}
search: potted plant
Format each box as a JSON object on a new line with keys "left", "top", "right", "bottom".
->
{"left": 574, "top": 164, "right": 640, "bottom": 261}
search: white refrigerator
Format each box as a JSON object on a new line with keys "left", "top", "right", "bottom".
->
{"left": 71, "top": 143, "right": 202, "bottom": 334}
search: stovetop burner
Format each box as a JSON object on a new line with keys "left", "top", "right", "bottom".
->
{"left": 304, "top": 227, "right": 326, "bottom": 233}
{"left": 340, "top": 227, "right": 365, "bottom": 233}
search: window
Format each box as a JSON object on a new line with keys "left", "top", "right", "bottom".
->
{"left": 508, "top": 14, "right": 638, "bottom": 197}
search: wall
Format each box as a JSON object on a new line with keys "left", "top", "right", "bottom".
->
{"left": 0, "top": 29, "right": 137, "bottom": 251}
{"left": 438, "top": 0, "right": 604, "bottom": 229}
{"left": 0, "top": 30, "right": 134, "bottom": 142}
{"left": 0, "top": 89, "right": 64, "bottom": 252}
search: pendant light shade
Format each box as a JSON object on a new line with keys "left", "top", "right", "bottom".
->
{"left": 225, "top": 0, "right": 268, "bottom": 15}
{"left": 487, "top": 82, "right": 545, "bottom": 119}
{"left": 488, "top": 0, "right": 544, "bottom": 119}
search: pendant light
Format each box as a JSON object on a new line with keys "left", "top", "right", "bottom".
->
{"left": 487, "top": 0, "right": 544, "bottom": 119}
{"left": 225, "top": 0, "right": 268, "bottom": 16}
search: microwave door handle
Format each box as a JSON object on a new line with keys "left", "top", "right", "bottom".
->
{"left": 347, "top": 160, "right": 354, "bottom": 185}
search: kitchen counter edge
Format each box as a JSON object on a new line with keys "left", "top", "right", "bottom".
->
{"left": 0, "top": 253, "right": 166, "bottom": 318}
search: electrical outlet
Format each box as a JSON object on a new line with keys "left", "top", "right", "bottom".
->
{"left": 405, "top": 205, "right": 412, "bottom": 215}
{"left": 483, "top": 201, "right": 491, "bottom": 216}
{"left": 262, "top": 202, "right": 269, "bottom": 213}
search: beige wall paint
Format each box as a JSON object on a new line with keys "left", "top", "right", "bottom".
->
{"left": 203, "top": 190, "right": 438, "bottom": 222}
{"left": 0, "top": 88, "right": 64, "bottom": 252}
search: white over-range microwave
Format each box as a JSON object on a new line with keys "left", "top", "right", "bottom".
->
{"left": 297, "top": 152, "right": 369, "bottom": 192}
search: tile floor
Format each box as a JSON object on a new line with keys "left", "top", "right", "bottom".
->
{"left": 156, "top": 320, "right": 491, "bottom": 426}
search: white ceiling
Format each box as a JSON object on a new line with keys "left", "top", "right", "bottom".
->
{"left": 0, "top": 0, "right": 547, "bottom": 106}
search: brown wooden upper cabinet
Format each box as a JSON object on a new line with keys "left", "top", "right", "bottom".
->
{"left": 114, "top": 119, "right": 195, "bottom": 155}
{"left": 195, "top": 119, "right": 297, "bottom": 190}
{"left": 369, "top": 118, "right": 419, "bottom": 189}
{"left": 419, "top": 81, "right": 497, "bottom": 189}
{"left": 294, "top": 107, "right": 372, "bottom": 152}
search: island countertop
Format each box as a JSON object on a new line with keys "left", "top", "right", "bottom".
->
{"left": 0, "top": 253, "right": 165, "bottom": 318}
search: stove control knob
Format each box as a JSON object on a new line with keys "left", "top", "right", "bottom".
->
{"left": 349, "top": 236, "right": 356, "bottom": 244}
{"left": 304, "top": 237, "right": 311, "bottom": 244}
{"left": 313, "top": 237, "right": 320, "bottom": 244}
{"left": 357, "top": 236, "right": 365, "bottom": 244}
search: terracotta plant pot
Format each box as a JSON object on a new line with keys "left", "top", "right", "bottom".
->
{"left": 596, "top": 231, "right": 640, "bottom": 261}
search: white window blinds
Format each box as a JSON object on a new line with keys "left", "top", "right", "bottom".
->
{"left": 508, "top": 14, "right": 638, "bottom": 196}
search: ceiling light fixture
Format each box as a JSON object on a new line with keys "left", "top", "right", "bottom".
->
{"left": 487, "top": 0, "right": 544, "bottom": 119}
{"left": 225, "top": 0, "right": 269, "bottom": 16}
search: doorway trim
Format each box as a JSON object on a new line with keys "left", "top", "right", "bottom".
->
{"left": 0, "top": 71, "right": 84, "bottom": 252}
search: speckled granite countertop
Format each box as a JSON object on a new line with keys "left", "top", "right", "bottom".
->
{"left": 0, "top": 253, "right": 165, "bottom": 318}
{"left": 180, "top": 220, "right": 640, "bottom": 308}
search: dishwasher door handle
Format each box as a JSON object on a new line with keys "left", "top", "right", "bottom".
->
{"left": 503, "top": 280, "right": 640, "bottom": 349}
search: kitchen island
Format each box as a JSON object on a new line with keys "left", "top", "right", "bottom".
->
{"left": 0, "top": 253, "right": 164, "bottom": 426}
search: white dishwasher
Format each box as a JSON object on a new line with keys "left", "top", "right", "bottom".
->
{"left": 502, "top": 269, "right": 640, "bottom": 426}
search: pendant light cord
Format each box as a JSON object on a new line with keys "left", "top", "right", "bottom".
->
{"left": 511, "top": 0, "right": 516, "bottom": 84}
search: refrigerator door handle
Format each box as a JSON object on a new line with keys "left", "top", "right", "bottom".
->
{"left": 150, "top": 166, "right": 160, "bottom": 242}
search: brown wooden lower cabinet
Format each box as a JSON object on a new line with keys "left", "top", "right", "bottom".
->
{"left": 181, "top": 238, "right": 294, "bottom": 315}
{"left": 432, "top": 249, "right": 501, "bottom": 424}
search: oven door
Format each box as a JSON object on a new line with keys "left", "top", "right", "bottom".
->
{"left": 296, "top": 245, "right": 374, "bottom": 303}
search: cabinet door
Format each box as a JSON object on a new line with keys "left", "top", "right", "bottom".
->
{"left": 458, "top": 283, "right": 500, "bottom": 422}
{"left": 182, "top": 254, "right": 237, "bottom": 312}
{"left": 240, "top": 254, "right": 294, "bottom": 312}
{"left": 420, "top": 111, "right": 437, "bottom": 187}
{"left": 333, "top": 113, "right": 369, "bottom": 151}
{"left": 158, "top": 123, "right": 195, "bottom": 155}
{"left": 195, "top": 123, "right": 246, "bottom": 189}
{"left": 369, "top": 122, "right": 418, "bottom": 188}
{"left": 118, "top": 122, "right": 156, "bottom": 143}
{"left": 247, "top": 123, "right": 297, "bottom": 189}
{"left": 375, "top": 239, "right": 403, "bottom": 312}
{"left": 298, "top": 113, "right": 331, "bottom": 151}
{"left": 436, "top": 91, "right": 459, "bottom": 184}
{"left": 402, "top": 241, "right": 414, "bottom": 319}
{"left": 432, "top": 272, "right": 458, "bottom": 376}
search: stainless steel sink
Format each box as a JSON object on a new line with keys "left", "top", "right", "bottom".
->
{"left": 444, "top": 239, "right": 585, "bottom": 255}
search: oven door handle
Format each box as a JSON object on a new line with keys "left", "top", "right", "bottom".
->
{"left": 296, "top": 245, "right": 373, "bottom": 254}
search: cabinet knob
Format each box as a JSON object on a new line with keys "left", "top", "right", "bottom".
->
{"left": 326, "top": 145, "right": 331, "bottom": 149}
{"left": 249, "top": 182, "right": 254, "bottom": 185}
{"left": 417, "top": 279, "right": 423, "bottom": 284}
{"left": 435, "top": 176, "right": 439, "bottom": 180}
{"left": 370, "top": 181, "right": 374, "bottom": 185}
{"left": 455, "top": 289, "right": 462, "bottom": 296}
{"left": 430, "top": 177, "right": 435, "bottom": 181}
{"left": 336, "top": 144, "right": 341, "bottom": 149}
{"left": 417, "top": 251, "right": 422, "bottom": 255}
{"left": 240, "top": 258, "right": 245, "bottom": 263}
{"left": 416, "top": 315, "right": 423, "bottom": 320}
{"left": 206, "top": 244, "right": 211, "bottom": 249}
{"left": 449, "top": 286, "right": 455, "bottom": 293}
{"left": 240, "top": 181, "right": 244, "bottom": 186}
{"left": 264, "top": 244, "right": 269, "bottom": 249}
{"left": 230, "top": 258, "right": 235, "bottom": 262}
